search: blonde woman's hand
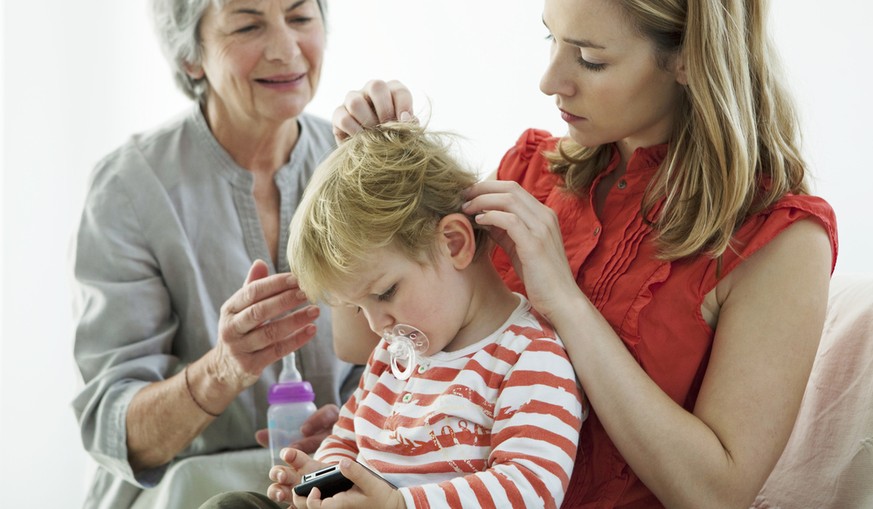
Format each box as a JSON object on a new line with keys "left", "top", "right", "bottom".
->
{"left": 462, "top": 180, "right": 580, "bottom": 322}
{"left": 332, "top": 79, "right": 414, "bottom": 142}
{"left": 211, "top": 259, "right": 320, "bottom": 392}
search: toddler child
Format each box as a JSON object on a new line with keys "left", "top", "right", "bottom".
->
{"left": 272, "top": 122, "right": 585, "bottom": 508}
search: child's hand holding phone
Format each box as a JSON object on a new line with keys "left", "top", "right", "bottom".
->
{"left": 267, "top": 448, "right": 329, "bottom": 505}
{"left": 268, "top": 450, "right": 403, "bottom": 508}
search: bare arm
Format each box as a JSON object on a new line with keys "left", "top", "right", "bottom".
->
{"left": 127, "top": 261, "right": 321, "bottom": 471}
{"left": 126, "top": 352, "right": 228, "bottom": 471}
{"left": 558, "top": 220, "right": 829, "bottom": 507}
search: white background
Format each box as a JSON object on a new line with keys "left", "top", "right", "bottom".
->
{"left": 2, "top": 2, "right": 871, "bottom": 506}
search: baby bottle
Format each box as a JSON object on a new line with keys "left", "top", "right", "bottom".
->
{"left": 267, "top": 352, "right": 316, "bottom": 466}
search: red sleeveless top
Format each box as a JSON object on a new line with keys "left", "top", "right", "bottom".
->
{"left": 493, "top": 129, "right": 839, "bottom": 508}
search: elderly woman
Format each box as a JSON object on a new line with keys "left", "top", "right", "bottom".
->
{"left": 70, "top": 1, "right": 359, "bottom": 508}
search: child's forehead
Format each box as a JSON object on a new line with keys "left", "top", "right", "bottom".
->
{"left": 331, "top": 249, "right": 400, "bottom": 298}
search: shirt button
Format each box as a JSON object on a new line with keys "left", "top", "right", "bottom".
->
{"left": 593, "top": 226, "right": 601, "bottom": 236}
{"left": 617, "top": 179, "right": 627, "bottom": 189}
{"left": 402, "top": 393, "right": 412, "bottom": 403}
{"left": 417, "top": 365, "right": 427, "bottom": 374}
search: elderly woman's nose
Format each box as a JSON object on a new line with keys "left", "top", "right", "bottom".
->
{"left": 264, "top": 24, "right": 300, "bottom": 62}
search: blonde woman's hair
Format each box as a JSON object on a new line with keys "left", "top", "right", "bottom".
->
{"left": 549, "top": 0, "right": 807, "bottom": 260}
{"left": 287, "top": 122, "right": 484, "bottom": 303}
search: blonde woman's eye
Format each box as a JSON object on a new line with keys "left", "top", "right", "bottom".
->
{"left": 577, "top": 56, "right": 606, "bottom": 71}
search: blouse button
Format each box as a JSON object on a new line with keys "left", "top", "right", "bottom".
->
{"left": 593, "top": 226, "right": 601, "bottom": 236}
{"left": 617, "top": 179, "right": 627, "bottom": 189}
{"left": 417, "top": 364, "right": 427, "bottom": 374}
{"left": 402, "top": 393, "right": 412, "bottom": 403}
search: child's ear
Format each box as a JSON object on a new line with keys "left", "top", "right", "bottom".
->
{"left": 438, "top": 213, "right": 476, "bottom": 270}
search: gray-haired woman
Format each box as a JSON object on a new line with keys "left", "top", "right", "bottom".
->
{"left": 70, "top": 1, "right": 359, "bottom": 508}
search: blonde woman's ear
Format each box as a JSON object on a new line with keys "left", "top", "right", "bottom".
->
{"left": 674, "top": 50, "right": 689, "bottom": 86}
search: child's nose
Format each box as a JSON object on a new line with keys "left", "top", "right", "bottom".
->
{"left": 365, "top": 309, "right": 395, "bottom": 336}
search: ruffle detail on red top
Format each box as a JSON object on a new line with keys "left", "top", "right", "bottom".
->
{"left": 699, "top": 194, "right": 839, "bottom": 295}
{"left": 580, "top": 144, "right": 669, "bottom": 351}
{"left": 630, "top": 143, "right": 669, "bottom": 170}
{"left": 496, "top": 128, "right": 561, "bottom": 203}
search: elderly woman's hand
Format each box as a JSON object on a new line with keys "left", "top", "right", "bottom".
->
{"left": 331, "top": 80, "right": 414, "bottom": 142}
{"left": 212, "top": 259, "right": 320, "bottom": 392}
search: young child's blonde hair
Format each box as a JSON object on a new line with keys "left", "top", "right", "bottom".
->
{"left": 287, "top": 121, "right": 485, "bottom": 303}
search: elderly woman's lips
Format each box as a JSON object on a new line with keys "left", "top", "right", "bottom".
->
{"left": 257, "top": 73, "right": 305, "bottom": 83}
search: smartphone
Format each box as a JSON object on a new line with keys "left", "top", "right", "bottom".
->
{"left": 293, "top": 462, "right": 395, "bottom": 498}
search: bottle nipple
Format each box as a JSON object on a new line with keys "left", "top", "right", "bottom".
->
{"left": 278, "top": 351, "right": 302, "bottom": 383}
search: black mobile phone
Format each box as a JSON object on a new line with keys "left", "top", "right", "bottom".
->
{"left": 293, "top": 463, "right": 395, "bottom": 498}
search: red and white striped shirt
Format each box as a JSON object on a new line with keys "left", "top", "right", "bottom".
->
{"left": 315, "top": 295, "right": 585, "bottom": 508}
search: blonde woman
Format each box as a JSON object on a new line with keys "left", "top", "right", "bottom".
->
{"left": 330, "top": 0, "right": 838, "bottom": 508}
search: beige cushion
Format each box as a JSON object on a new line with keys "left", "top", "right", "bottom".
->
{"left": 753, "top": 273, "right": 873, "bottom": 508}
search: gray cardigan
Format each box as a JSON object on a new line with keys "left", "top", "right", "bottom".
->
{"left": 70, "top": 106, "right": 360, "bottom": 509}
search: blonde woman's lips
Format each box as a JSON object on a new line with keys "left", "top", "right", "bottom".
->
{"left": 560, "top": 108, "right": 586, "bottom": 123}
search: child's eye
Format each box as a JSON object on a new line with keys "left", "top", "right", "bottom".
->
{"left": 377, "top": 285, "right": 397, "bottom": 302}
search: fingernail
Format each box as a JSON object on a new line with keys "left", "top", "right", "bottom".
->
{"left": 296, "top": 290, "right": 306, "bottom": 300}
{"left": 400, "top": 111, "right": 411, "bottom": 122}
{"left": 307, "top": 306, "right": 320, "bottom": 317}
{"left": 462, "top": 200, "right": 471, "bottom": 210}
{"left": 277, "top": 470, "right": 286, "bottom": 483}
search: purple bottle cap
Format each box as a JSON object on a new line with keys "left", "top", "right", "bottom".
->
{"left": 268, "top": 381, "right": 315, "bottom": 404}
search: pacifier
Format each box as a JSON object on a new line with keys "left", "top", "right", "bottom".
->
{"left": 383, "top": 324, "right": 429, "bottom": 380}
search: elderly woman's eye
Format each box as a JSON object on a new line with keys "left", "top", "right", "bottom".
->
{"left": 235, "top": 24, "right": 258, "bottom": 34}
{"left": 287, "top": 16, "right": 312, "bottom": 25}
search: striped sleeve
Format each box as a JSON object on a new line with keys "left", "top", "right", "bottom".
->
{"left": 399, "top": 335, "right": 584, "bottom": 508}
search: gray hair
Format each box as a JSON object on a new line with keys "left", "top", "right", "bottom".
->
{"left": 150, "top": 0, "right": 327, "bottom": 102}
